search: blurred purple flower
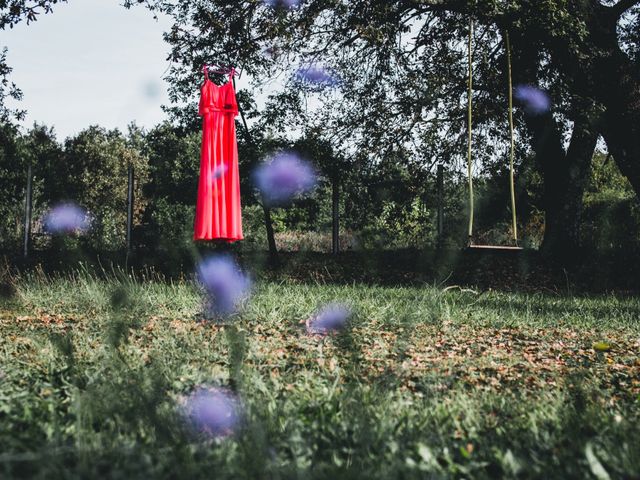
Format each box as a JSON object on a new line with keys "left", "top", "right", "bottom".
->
{"left": 253, "top": 152, "right": 317, "bottom": 206}
{"left": 294, "top": 64, "right": 339, "bottom": 87}
{"left": 263, "top": 45, "right": 281, "bottom": 60}
{"left": 182, "top": 386, "right": 241, "bottom": 439}
{"left": 43, "top": 202, "right": 90, "bottom": 234}
{"left": 211, "top": 163, "right": 228, "bottom": 181}
{"left": 307, "top": 303, "right": 352, "bottom": 335}
{"left": 513, "top": 85, "right": 551, "bottom": 115}
{"left": 196, "top": 255, "right": 251, "bottom": 318}
{"left": 263, "top": 0, "right": 300, "bottom": 9}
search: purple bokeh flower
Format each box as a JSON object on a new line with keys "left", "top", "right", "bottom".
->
{"left": 42, "top": 202, "right": 90, "bottom": 234}
{"left": 182, "top": 386, "right": 241, "bottom": 439}
{"left": 211, "top": 163, "right": 228, "bottom": 181}
{"left": 294, "top": 64, "right": 339, "bottom": 87}
{"left": 262, "top": 46, "right": 280, "bottom": 60}
{"left": 307, "top": 303, "right": 352, "bottom": 335}
{"left": 513, "top": 85, "right": 551, "bottom": 116}
{"left": 196, "top": 255, "right": 251, "bottom": 318}
{"left": 263, "top": 0, "right": 300, "bottom": 9}
{"left": 253, "top": 152, "right": 317, "bottom": 206}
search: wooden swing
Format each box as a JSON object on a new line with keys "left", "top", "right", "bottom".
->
{"left": 466, "top": 20, "right": 523, "bottom": 252}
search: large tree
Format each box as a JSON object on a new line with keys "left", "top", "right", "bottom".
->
{"left": 125, "top": 0, "right": 639, "bottom": 255}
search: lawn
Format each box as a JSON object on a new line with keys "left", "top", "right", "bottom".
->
{"left": 0, "top": 266, "right": 639, "bottom": 479}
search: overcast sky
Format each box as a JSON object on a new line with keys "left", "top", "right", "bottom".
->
{"left": 3, "top": 1, "right": 180, "bottom": 141}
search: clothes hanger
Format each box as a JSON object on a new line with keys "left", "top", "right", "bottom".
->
{"left": 202, "top": 64, "right": 241, "bottom": 81}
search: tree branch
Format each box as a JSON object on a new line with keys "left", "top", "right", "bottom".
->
{"left": 611, "top": 0, "right": 640, "bottom": 18}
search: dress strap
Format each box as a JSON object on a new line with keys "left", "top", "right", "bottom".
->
{"left": 202, "top": 65, "right": 209, "bottom": 81}
{"left": 229, "top": 67, "right": 236, "bottom": 82}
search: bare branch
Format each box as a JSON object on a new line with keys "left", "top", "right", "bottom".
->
{"left": 611, "top": 0, "right": 640, "bottom": 18}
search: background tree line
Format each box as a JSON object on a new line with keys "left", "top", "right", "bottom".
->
{"left": 1, "top": 119, "right": 639, "bottom": 258}
{"left": 123, "top": 0, "right": 640, "bottom": 257}
{"left": 1, "top": 0, "right": 639, "bottom": 260}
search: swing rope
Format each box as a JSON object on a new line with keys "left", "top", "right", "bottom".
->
{"left": 467, "top": 19, "right": 474, "bottom": 242}
{"left": 506, "top": 30, "right": 518, "bottom": 243}
{"left": 466, "top": 20, "right": 519, "bottom": 246}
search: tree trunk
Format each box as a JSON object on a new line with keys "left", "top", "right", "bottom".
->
{"left": 509, "top": 32, "right": 597, "bottom": 257}
{"left": 586, "top": 5, "right": 640, "bottom": 196}
{"left": 522, "top": 113, "right": 596, "bottom": 257}
{"left": 261, "top": 198, "right": 278, "bottom": 259}
{"left": 597, "top": 92, "right": 640, "bottom": 197}
{"left": 540, "top": 117, "right": 599, "bottom": 256}
{"left": 543, "top": 2, "right": 640, "bottom": 199}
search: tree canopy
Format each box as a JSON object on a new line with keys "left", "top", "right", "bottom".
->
{"left": 2, "top": 0, "right": 639, "bottom": 254}
{"left": 122, "top": 0, "right": 638, "bottom": 253}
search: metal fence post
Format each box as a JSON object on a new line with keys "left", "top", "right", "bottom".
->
{"left": 23, "top": 162, "right": 33, "bottom": 258}
{"left": 437, "top": 164, "right": 444, "bottom": 248}
{"left": 126, "top": 164, "right": 134, "bottom": 257}
{"left": 332, "top": 175, "right": 339, "bottom": 255}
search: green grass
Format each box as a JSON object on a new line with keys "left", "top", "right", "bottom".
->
{"left": 0, "top": 268, "right": 639, "bottom": 479}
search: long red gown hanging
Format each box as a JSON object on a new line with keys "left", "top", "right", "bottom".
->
{"left": 194, "top": 68, "right": 244, "bottom": 242}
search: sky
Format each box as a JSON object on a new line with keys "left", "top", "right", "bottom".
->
{"left": 3, "top": 1, "right": 194, "bottom": 142}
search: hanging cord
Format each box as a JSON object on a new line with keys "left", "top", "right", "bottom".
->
{"left": 467, "top": 19, "right": 474, "bottom": 243}
{"left": 505, "top": 30, "right": 518, "bottom": 244}
{"left": 232, "top": 70, "right": 279, "bottom": 258}
{"left": 232, "top": 74, "right": 252, "bottom": 145}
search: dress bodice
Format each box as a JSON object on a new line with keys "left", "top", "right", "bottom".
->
{"left": 198, "top": 79, "right": 239, "bottom": 116}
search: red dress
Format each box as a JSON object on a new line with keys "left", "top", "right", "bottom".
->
{"left": 194, "top": 71, "right": 244, "bottom": 241}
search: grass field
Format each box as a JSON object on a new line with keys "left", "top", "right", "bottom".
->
{"left": 1, "top": 266, "right": 639, "bottom": 479}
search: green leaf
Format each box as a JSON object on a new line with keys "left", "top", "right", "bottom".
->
{"left": 417, "top": 443, "right": 436, "bottom": 465}
{"left": 585, "top": 442, "right": 611, "bottom": 480}
{"left": 593, "top": 342, "right": 611, "bottom": 352}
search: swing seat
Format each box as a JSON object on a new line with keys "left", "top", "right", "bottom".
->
{"left": 467, "top": 237, "right": 524, "bottom": 252}
{"left": 464, "top": 23, "right": 523, "bottom": 255}
{"left": 467, "top": 245, "right": 524, "bottom": 252}
{"left": 466, "top": 235, "right": 523, "bottom": 252}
